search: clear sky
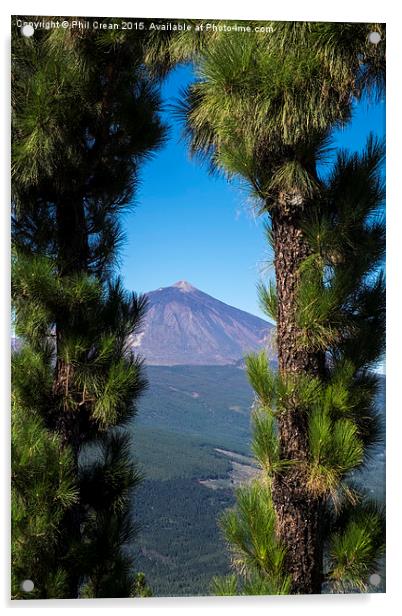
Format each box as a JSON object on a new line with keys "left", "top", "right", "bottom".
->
{"left": 120, "top": 65, "right": 385, "bottom": 320}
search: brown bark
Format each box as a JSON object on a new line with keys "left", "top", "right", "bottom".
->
{"left": 270, "top": 190, "right": 324, "bottom": 594}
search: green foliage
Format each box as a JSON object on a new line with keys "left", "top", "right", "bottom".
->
{"left": 307, "top": 409, "right": 364, "bottom": 500}
{"left": 219, "top": 481, "right": 290, "bottom": 593}
{"left": 206, "top": 86, "right": 385, "bottom": 595}
{"left": 11, "top": 398, "right": 77, "bottom": 598}
{"left": 11, "top": 21, "right": 165, "bottom": 598}
{"left": 292, "top": 137, "right": 385, "bottom": 519}
{"left": 327, "top": 499, "right": 385, "bottom": 591}
{"left": 12, "top": 345, "right": 53, "bottom": 410}
{"left": 240, "top": 142, "right": 385, "bottom": 589}
{"left": 132, "top": 573, "right": 153, "bottom": 598}
{"left": 211, "top": 574, "right": 238, "bottom": 596}
{"left": 241, "top": 573, "right": 291, "bottom": 595}
{"left": 80, "top": 432, "right": 143, "bottom": 513}
{"left": 211, "top": 571, "right": 291, "bottom": 596}
{"left": 251, "top": 410, "right": 281, "bottom": 476}
{"left": 122, "top": 366, "right": 384, "bottom": 596}
{"left": 91, "top": 358, "right": 145, "bottom": 428}
{"left": 169, "top": 22, "right": 384, "bottom": 208}
{"left": 246, "top": 350, "right": 324, "bottom": 416}
{"left": 245, "top": 352, "right": 278, "bottom": 411}
{"left": 258, "top": 280, "right": 277, "bottom": 323}
{"left": 297, "top": 136, "right": 385, "bottom": 359}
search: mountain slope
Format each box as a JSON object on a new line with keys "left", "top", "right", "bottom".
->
{"left": 131, "top": 280, "right": 274, "bottom": 365}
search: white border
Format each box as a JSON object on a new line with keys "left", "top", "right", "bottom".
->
{"left": 2, "top": 1, "right": 401, "bottom": 614}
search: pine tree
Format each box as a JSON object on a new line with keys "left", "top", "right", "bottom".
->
{"left": 213, "top": 137, "right": 385, "bottom": 594}
{"left": 11, "top": 19, "right": 166, "bottom": 598}
{"left": 148, "top": 20, "right": 385, "bottom": 593}
{"left": 12, "top": 347, "right": 78, "bottom": 599}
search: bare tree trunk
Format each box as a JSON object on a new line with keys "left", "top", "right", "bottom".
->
{"left": 270, "top": 190, "right": 324, "bottom": 594}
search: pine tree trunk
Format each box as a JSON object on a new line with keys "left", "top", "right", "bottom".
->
{"left": 270, "top": 190, "right": 324, "bottom": 594}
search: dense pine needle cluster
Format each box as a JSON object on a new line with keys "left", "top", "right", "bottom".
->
{"left": 11, "top": 20, "right": 165, "bottom": 598}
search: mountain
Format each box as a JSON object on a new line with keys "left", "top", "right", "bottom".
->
{"left": 130, "top": 280, "right": 274, "bottom": 365}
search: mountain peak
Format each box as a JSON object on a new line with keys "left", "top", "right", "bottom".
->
{"left": 172, "top": 280, "right": 195, "bottom": 292}
{"left": 131, "top": 282, "right": 274, "bottom": 366}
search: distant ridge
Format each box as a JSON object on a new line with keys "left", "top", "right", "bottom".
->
{"left": 130, "top": 281, "right": 274, "bottom": 366}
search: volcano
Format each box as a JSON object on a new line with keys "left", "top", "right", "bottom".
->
{"left": 130, "top": 280, "right": 274, "bottom": 365}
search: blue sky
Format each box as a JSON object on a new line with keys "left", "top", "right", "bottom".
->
{"left": 121, "top": 65, "right": 385, "bottom": 320}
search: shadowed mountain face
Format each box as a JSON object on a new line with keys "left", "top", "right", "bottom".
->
{"left": 130, "top": 281, "right": 274, "bottom": 366}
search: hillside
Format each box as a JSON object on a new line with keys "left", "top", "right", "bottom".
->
{"left": 132, "top": 368, "right": 385, "bottom": 596}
